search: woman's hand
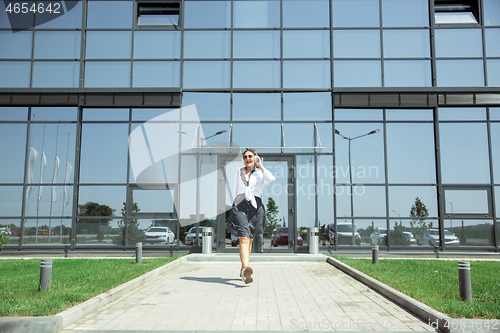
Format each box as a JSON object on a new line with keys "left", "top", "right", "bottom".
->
{"left": 255, "top": 155, "right": 266, "bottom": 172}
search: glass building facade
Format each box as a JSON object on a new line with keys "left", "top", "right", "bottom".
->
{"left": 0, "top": 0, "right": 499, "bottom": 252}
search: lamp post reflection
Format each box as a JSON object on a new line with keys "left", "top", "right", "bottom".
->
{"left": 335, "top": 129, "right": 380, "bottom": 246}
{"left": 178, "top": 129, "right": 226, "bottom": 246}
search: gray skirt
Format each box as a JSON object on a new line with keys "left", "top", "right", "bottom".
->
{"left": 227, "top": 196, "right": 265, "bottom": 239}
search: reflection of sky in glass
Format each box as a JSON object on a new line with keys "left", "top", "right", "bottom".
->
{"left": 386, "top": 123, "right": 436, "bottom": 183}
{"left": 332, "top": 0, "right": 379, "bottom": 28}
{"left": 439, "top": 123, "right": 490, "bottom": 184}
{"left": 334, "top": 123, "right": 385, "bottom": 184}
{"left": 388, "top": 186, "right": 438, "bottom": 217}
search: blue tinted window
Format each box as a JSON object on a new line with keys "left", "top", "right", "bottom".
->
{"left": 382, "top": 0, "right": 429, "bottom": 27}
{"left": 438, "top": 108, "right": 486, "bottom": 121}
{"left": 334, "top": 30, "right": 380, "bottom": 58}
{"left": 184, "top": 31, "right": 231, "bottom": 59}
{"left": 383, "top": 30, "right": 430, "bottom": 58}
{"left": 184, "top": 1, "right": 231, "bottom": 28}
{"left": 484, "top": 0, "right": 500, "bottom": 26}
{"left": 283, "top": 31, "right": 330, "bottom": 58}
{"left": 85, "top": 62, "right": 131, "bottom": 87}
{"left": 437, "top": 60, "right": 484, "bottom": 87}
{"left": 233, "top": 31, "right": 280, "bottom": 59}
{"left": 0, "top": 107, "right": 28, "bottom": 121}
{"left": 86, "top": 31, "right": 132, "bottom": 59}
{"left": 182, "top": 93, "right": 230, "bottom": 121}
{"left": 283, "top": 0, "right": 329, "bottom": 28}
{"left": 87, "top": 1, "right": 133, "bottom": 29}
{"left": 485, "top": 29, "right": 500, "bottom": 57}
{"left": 0, "top": 62, "right": 31, "bottom": 87}
{"left": 435, "top": 29, "right": 482, "bottom": 58}
{"left": 283, "top": 92, "right": 332, "bottom": 121}
{"left": 31, "top": 107, "right": 77, "bottom": 121}
{"left": 83, "top": 109, "right": 129, "bottom": 121}
{"left": 384, "top": 60, "right": 431, "bottom": 87}
{"left": 0, "top": 31, "right": 32, "bottom": 59}
{"left": 487, "top": 60, "right": 500, "bottom": 87}
{"left": 334, "top": 60, "right": 381, "bottom": 87}
{"left": 233, "top": 93, "right": 281, "bottom": 121}
{"left": 34, "top": 31, "right": 81, "bottom": 59}
{"left": 35, "top": 1, "right": 82, "bottom": 29}
{"left": 33, "top": 62, "right": 80, "bottom": 88}
{"left": 233, "top": 61, "right": 280, "bottom": 88}
{"left": 283, "top": 60, "right": 330, "bottom": 89}
{"left": 134, "top": 31, "right": 180, "bottom": 59}
{"left": 132, "top": 61, "right": 180, "bottom": 87}
{"left": 0, "top": 124, "right": 26, "bottom": 183}
{"left": 234, "top": 1, "right": 280, "bottom": 28}
{"left": 332, "top": 0, "right": 379, "bottom": 28}
{"left": 183, "top": 61, "right": 230, "bottom": 89}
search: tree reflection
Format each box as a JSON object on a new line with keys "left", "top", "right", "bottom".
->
{"left": 409, "top": 197, "right": 432, "bottom": 245}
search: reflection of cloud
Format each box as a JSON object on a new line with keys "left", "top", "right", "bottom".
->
{"left": 129, "top": 105, "right": 241, "bottom": 226}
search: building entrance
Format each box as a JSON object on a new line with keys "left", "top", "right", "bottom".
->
{"left": 217, "top": 155, "right": 303, "bottom": 253}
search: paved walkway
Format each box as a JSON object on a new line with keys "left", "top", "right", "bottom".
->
{"left": 60, "top": 255, "right": 437, "bottom": 332}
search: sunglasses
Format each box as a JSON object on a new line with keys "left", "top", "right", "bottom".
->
{"left": 243, "top": 154, "right": 254, "bottom": 159}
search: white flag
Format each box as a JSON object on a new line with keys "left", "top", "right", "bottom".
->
{"left": 38, "top": 151, "right": 46, "bottom": 200}
{"left": 26, "top": 147, "right": 38, "bottom": 199}
{"left": 63, "top": 161, "right": 73, "bottom": 206}
{"left": 51, "top": 155, "right": 60, "bottom": 202}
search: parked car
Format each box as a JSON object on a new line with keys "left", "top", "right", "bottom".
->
{"left": 328, "top": 223, "right": 361, "bottom": 245}
{"left": 271, "top": 227, "right": 303, "bottom": 247}
{"left": 369, "top": 227, "right": 393, "bottom": 245}
{"left": 403, "top": 231, "right": 417, "bottom": 245}
{"left": 419, "top": 229, "right": 460, "bottom": 247}
{"left": 184, "top": 227, "right": 203, "bottom": 245}
{"left": 144, "top": 227, "right": 175, "bottom": 244}
{"left": 0, "top": 227, "right": 11, "bottom": 236}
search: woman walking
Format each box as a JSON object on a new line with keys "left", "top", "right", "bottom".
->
{"left": 227, "top": 148, "right": 275, "bottom": 284}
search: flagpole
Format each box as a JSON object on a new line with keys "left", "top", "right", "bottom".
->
{"left": 60, "top": 132, "right": 70, "bottom": 242}
{"left": 49, "top": 126, "right": 60, "bottom": 242}
{"left": 36, "top": 124, "right": 47, "bottom": 243}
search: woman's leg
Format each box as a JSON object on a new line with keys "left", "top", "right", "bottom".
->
{"left": 239, "top": 237, "right": 250, "bottom": 270}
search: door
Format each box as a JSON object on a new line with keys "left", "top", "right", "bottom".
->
{"left": 217, "top": 155, "right": 298, "bottom": 253}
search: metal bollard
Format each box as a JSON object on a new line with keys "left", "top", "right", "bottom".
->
{"left": 136, "top": 242, "right": 142, "bottom": 264}
{"left": 202, "top": 227, "right": 213, "bottom": 254}
{"left": 39, "top": 259, "right": 52, "bottom": 292}
{"left": 458, "top": 261, "right": 472, "bottom": 301}
{"left": 309, "top": 227, "right": 319, "bottom": 254}
{"left": 372, "top": 245, "right": 379, "bottom": 264}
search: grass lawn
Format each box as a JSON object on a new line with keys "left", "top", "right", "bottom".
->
{"left": 0, "top": 254, "right": 185, "bottom": 317}
{"left": 332, "top": 256, "right": 500, "bottom": 319}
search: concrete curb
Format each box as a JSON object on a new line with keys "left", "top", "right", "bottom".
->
{"left": 0, "top": 255, "right": 187, "bottom": 333}
{"left": 326, "top": 257, "right": 499, "bottom": 333}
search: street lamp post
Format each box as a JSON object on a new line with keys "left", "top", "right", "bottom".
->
{"left": 335, "top": 129, "right": 380, "bottom": 246}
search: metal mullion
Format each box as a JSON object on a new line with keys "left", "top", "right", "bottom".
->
{"left": 19, "top": 108, "right": 33, "bottom": 249}
{"left": 486, "top": 107, "right": 498, "bottom": 249}
{"left": 179, "top": 0, "right": 185, "bottom": 91}
{"left": 383, "top": 109, "right": 391, "bottom": 249}
{"left": 480, "top": 0, "right": 488, "bottom": 87}
{"left": 379, "top": 0, "right": 385, "bottom": 88}
{"left": 71, "top": 106, "right": 83, "bottom": 249}
{"left": 429, "top": 0, "right": 437, "bottom": 87}
{"left": 81, "top": 0, "right": 88, "bottom": 88}
{"left": 433, "top": 103, "right": 445, "bottom": 251}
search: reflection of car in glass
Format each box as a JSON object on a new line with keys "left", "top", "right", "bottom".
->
{"left": 184, "top": 227, "right": 203, "bottom": 245}
{"left": 420, "top": 229, "right": 460, "bottom": 247}
{"left": 369, "top": 227, "right": 393, "bottom": 245}
{"left": 271, "top": 228, "right": 303, "bottom": 247}
{"left": 403, "top": 231, "right": 417, "bottom": 245}
{"left": 328, "top": 223, "right": 361, "bottom": 246}
{"left": 145, "top": 227, "right": 175, "bottom": 244}
{"left": 0, "top": 227, "right": 11, "bottom": 236}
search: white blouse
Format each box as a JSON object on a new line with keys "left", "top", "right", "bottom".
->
{"left": 232, "top": 167, "right": 275, "bottom": 208}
